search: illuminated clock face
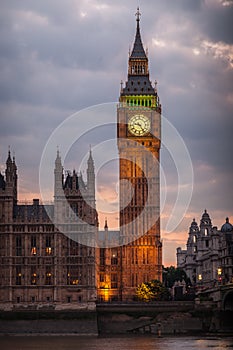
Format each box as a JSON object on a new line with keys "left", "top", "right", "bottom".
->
{"left": 128, "top": 114, "right": 150, "bottom": 136}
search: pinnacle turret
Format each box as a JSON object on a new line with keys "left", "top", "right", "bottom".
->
{"left": 87, "top": 148, "right": 94, "bottom": 170}
{"left": 55, "top": 149, "right": 62, "bottom": 168}
{"left": 6, "top": 149, "right": 12, "bottom": 166}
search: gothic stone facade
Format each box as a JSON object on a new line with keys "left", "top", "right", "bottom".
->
{"left": 0, "top": 151, "right": 98, "bottom": 309}
{"left": 177, "top": 210, "right": 233, "bottom": 288}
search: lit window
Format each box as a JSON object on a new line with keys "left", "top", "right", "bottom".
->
{"left": 72, "top": 279, "right": 79, "bottom": 285}
{"left": 111, "top": 250, "right": 118, "bottom": 265}
{"left": 45, "top": 236, "right": 52, "bottom": 255}
{"left": 46, "top": 247, "right": 52, "bottom": 255}
{"left": 31, "top": 247, "right": 37, "bottom": 255}
{"left": 45, "top": 267, "right": 52, "bottom": 285}
{"left": 31, "top": 236, "right": 37, "bottom": 255}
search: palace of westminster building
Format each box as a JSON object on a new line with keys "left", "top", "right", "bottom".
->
{"left": 0, "top": 10, "right": 163, "bottom": 309}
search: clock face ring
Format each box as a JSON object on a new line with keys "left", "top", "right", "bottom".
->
{"left": 128, "top": 114, "right": 150, "bottom": 136}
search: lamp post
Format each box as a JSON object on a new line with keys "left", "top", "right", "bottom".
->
{"left": 198, "top": 273, "right": 202, "bottom": 291}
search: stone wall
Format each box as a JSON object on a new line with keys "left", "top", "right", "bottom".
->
{"left": 96, "top": 302, "right": 233, "bottom": 335}
{"left": 0, "top": 302, "right": 232, "bottom": 335}
{"left": 0, "top": 310, "right": 98, "bottom": 335}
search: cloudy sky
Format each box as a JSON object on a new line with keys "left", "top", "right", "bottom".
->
{"left": 1, "top": 0, "right": 233, "bottom": 266}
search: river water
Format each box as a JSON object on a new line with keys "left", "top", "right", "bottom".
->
{"left": 0, "top": 335, "right": 233, "bottom": 350}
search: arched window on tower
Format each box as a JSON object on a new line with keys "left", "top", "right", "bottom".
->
{"left": 193, "top": 235, "right": 196, "bottom": 243}
{"left": 204, "top": 228, "right": 208, "bottom": 236}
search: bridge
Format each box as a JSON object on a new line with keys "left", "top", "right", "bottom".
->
{"left": 196, "top": 283, "right": 233, "bottom": 310}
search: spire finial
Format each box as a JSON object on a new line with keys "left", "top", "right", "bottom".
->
{"left": 104, "top": 217, "right": 108, "bottom": 229}
{"left": 7, "top": 146, "right": 12, "bottom": 164}
{"left": 135, "top": 7, "right": 141, "bottom": 23}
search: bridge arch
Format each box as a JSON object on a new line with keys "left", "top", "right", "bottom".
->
{"left": 222, "top": 290, "right": 233, "bottom": 310}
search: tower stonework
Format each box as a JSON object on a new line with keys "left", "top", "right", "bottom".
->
{"left": 117, "top": 9, "right": 162, "bottom": 300}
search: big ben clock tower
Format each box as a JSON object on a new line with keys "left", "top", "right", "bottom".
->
{"left": 118, "top": 8, "right": 162, "bottom": 300}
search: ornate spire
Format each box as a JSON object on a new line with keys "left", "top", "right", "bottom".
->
{"left": 104, "top": 218, "right": 108, "bottom": 230}
{"left": 55, "top": 147, "right": 62, "bottom": 168}
{"left": 87, "top": 147, "right": 94, "bottom": 169}
{"left": 130, "top": 7, "right": 147, "bottom": 59}
{"left": 6, "top": 148, "right": 12, "bottom": 165}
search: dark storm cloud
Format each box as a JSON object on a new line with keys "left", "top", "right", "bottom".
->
{"left": 200, "top": 3, "right": 233, "bottom": 44}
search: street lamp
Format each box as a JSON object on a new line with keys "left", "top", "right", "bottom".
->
{"left": 217, "top": 267, "right": 222, "bottom": 283}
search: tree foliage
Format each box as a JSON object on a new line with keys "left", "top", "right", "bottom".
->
{"left": 136, "top": 279, "right": 170, "bottom": 302}
{"left": 162, "top": 266, "right": 190, "bottom": 288}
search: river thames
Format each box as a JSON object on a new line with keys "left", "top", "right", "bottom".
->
{"left": 1, "top": 335, "right": 233, "bottom": 350}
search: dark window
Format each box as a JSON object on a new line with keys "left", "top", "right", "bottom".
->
{"left": 100, "top": 274, "right": 105, "bottom": 283}
{"left": 100, "top": 248, "right": 105, "bottom": 266}
{"left": 111, "top": 274, "right": 118, "bottom": 289}
{"left": 16, "top": 235, "right": 22, "bottom": 256}
{"left": 16, "top": 266, "right": 22, "bottom": 285}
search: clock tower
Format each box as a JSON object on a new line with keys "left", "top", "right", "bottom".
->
{"left": 117, "top": 8, "right": 162, "bottom": 300}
